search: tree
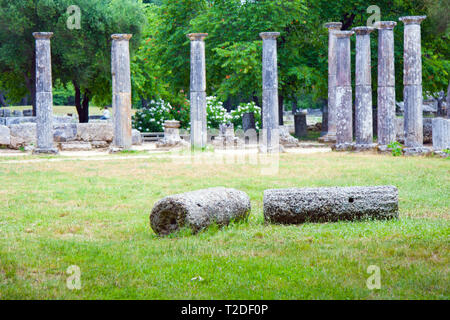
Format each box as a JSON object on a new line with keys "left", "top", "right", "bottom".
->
{"left": 0, "top": 0, "right": 146, "bottom": 121}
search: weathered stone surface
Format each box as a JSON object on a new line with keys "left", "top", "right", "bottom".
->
{"left": 76, "top": 123, "right": 113, "bottom": 142}
{"left": 53, "top": 123, "right": 77, "bottom": 142}
{"left": 263, "top": 186, "right": 398, "bottom": 224}
{"left": 150, "top": 187, "right": 251, "bottom": 235}
{"left": 132, "top": 129, "right": 142, "bottom": 145}
{"left": 157, "top": 120, "right": 188, "bottom": 148}
{"left": 432, "top": 118, "right": 450, "bottom": 150}
{"left": 400, "top": 16, "right": 426, "bottom": 148}
{"left": 403, "top": 146, "right": 432, "bottom": 156}
{"left": 188, "top": 33, "right": 208, "bottom": 149}
{"left": 260, "top": 32, "right": 281, "bottom": 153}
{"left": 323, "top": 22, "right": 342, "bottom": 141}
{"left": 59, "top": 142, "right": 92, "bottom": 151}
{"left": 33, "top": 32, "right": 58, "bottom": 155}
{"left": 353, "top": 27, "right": 374, "bottom": 145}
{"left": 0, "top": 125, "right": 10, "bottom": 145}
{"left": 279, "top": 125, "right": 300, "bottom": 148}
{"left": 376, "top": 21, "right": 397, "bottom": 146}
{"left": 294, "top": 110, "right": 307, "bottom": 138}
{"left": 9, "top": 123, "right": 37, "bottom": 149}
{"left": 111, "top": 34, "right": 133, "bottom": 150}
{"left": 334, "top": 31, "right": 354, "bottom": 146}
{"left": 396, "top": 117, "right": 432, "bottom": 144}
{"left": 91, "top": 140, "right": 109, "bottom": 148}
{"left": 242, "top": 112, "right": 256, "bottom": 132}
{"left": 4, "top": 117, "right": 36, "bottom": 126}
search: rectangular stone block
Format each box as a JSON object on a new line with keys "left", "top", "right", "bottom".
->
{"left": 355, "top": 85, "right": 373, "bottom": 144}
{"left": 432, "top": 118, "right": 450, "bottom": 150}
{"left": 377, "top": 86, "right": 396, "bottom": 145}
{"left": 336, "top": 86, "right": 353, "bottom": 144}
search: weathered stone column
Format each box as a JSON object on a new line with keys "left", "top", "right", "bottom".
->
{"left": 353, "top": 27, "right": 375, "bottom": 147}
{"left": 432, "top": 118, "right": 450, "bottom": 151}
{"left": 335, "top": 31, "right": 354, "bottom": 147}
{"left": 320, "top": 22, "right": 342, "bottom": 142}
{"left": 260, "top": 32, "right": 280, "bottom": 153}
{"left": 375, "top": 21, "right": 397, "bottom": 146}
{"left": 111, "top": 34, "right": 133, "bottom": 150}
{"left": 33, "top": 32, "right": 58, "bottom": 154}
{"left": 399, "top": 16, "right": 426, "bottom": 148}
{"left": 187, "top": 33, "right": 208, "bottom": 149}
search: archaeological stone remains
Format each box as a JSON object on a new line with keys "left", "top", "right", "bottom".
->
{"left": 334, "top": 30, "right": 354, "bottom": 149}
{"left": 400, "top": 16, "right": 427, "bottom": 149}
{"left": 320, "top": 22, "right": 342, "bottom": 143}
{"left": 111, "top": 34, "right": 133, "bottom": 151}
{"left": 188, "top": 33, "right": 208, "bottom": 149}
{"left": 432, "top": 118, "right": 450, "bottom": 151}
{"left": 263, "top": 186, "right": 399, "bottom": 224}
{"left": 150, "top": 187, "right": 251, "bottom": 236}
{"left": 33, "top": 32, "right": 58, "bottom": 155}
{"left": 260, "top": 32, "right": 281, "bottom": 153}
{"left": 353, "top": 27, "right": 376, "bottom": 148}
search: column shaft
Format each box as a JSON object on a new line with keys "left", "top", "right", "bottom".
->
{"left": 111, "top": 34, "right": 133, "bottom": 150}
{"left": 335, "top": 31, "right": 354, "bottom": 145}
{"left": 187, "top": 33, "right": 208, "bottom": 149}
{"left": 33, "top": 32, "right": 58, "bottom": 154}
{"left": 353, "top": 27, "right": 375, "bottom": 145}
{"left": 400, "top": 16, "right": 426, "bottom": 147}
{"left": 260, "top": 32, "right": 280, "bottom": 153}
{"left": 376, "top": 21, "right": 397, "bottom": 146}
{"left": 323, "top": 22, "right": 342, "bottom": 142}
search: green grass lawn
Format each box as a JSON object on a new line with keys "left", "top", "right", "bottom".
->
{"left": 0, "top": 152, "right": 448, "bottom": 299}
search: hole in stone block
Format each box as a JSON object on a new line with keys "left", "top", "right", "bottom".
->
{"left": 349, "top": 197, "right": 354, "bottom": 203}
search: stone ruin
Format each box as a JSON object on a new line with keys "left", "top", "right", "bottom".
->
{"left": 211, "top": 123, "right": 243, "bottom": 149}
{"left": 156, "top": 120, "right": 188, "bottom": 148}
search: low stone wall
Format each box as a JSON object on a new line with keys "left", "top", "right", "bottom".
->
{"left": 0, "top": 122, "right": 142, "bottom": 150}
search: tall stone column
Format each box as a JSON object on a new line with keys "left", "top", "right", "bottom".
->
{"left": 33, "top": 32, "right": 58, "bottom": 155}
{"left": 353, "top": 27, "right": 375, "bottom": 147}
{"left": 399, "top": 16, "right": 426, "bottom": 148}
{"left": 320, "top": 22, "right": 342, "bottom": 143}
{"left": 375, "top": 21, "right": 397, "bottom": 146}
{"left": 334, "top": 31, "right": 354, "bottom": 147}
{"left": 111, "top": 34, "right": 133, "bottom": 150}
{"left": 187, "top": 33, "right": 208, "bottom": 149}
{"left": 260, "top": 32, "right": 280, "bottom": 153}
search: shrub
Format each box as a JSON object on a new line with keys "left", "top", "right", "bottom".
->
{"left": 206, "top": 96, "right": 232, "bottom": 129}
{"left": 132, "top": 99, "right": 173, "bottom": 132}
{"left": 387, "top": 141, "right": 403, "bottom": 157}
{"left": 230, "top": 102, "right": 261, "bottom": 131}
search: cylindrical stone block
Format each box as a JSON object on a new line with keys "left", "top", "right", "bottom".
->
{"left": 260, "top": 32, "right": 280, "bottom": 153}
{"left": 432, "top": 118, "right": 450, "bottom": 150}
{"left": 335, "top": 31, "right": 354, "bottom": 145}
{"left": 242, "top": 112, "right": 256, "bottom": 132}
{"left": 150, "top": 187, "right": 251, "bottom": 235}
{"left": 376, "top": 21, "right": 397, "bottom": 145}
{"left": 353, "top": 27, "right": 375, "bottom": 145}
{"left": 187, "top": 33, "right": 208, "bottom": 149}
{"left": 400, "top": 16, "right": 426, "bottom": 147}
{"left": 33, "top": 32, "right": 58, "bottom": 154}
{"left": 294, "top": 110, "right": 308, "bottom": 137}
{"left": 323, "top": 22, "right": 342, "bottom": 140}
{"left": 263, "top": 186, "right": 399, "bottom": 224}
{"left": 111, "top": 34, "right": 133, "bottom": 149}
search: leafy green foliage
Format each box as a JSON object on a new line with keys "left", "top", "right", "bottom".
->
{"left": 230, "top": 102, "right": 261, "bottom": 131}
{"left": 388, "top": 141, "right": 404, "bottom": 157}
{"left": 206, "top": 96, "right": 231, "bottom": 129}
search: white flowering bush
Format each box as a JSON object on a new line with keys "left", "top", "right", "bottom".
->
{"left": 206, "top": 96, "right": 232, "bottom": 129}
{"left": 230, "top": 102, "right": 261, "bottom": 131}
{"left": 132, "top": 99, "right": 173, "bottom": 132}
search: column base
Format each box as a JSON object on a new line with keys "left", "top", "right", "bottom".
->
{"left": 109, "top": 146, "right": 131, "bottom": 154}
{"left": 318, "top": 132, "right": 337, "bottom": 143}
{"left": 353, "top": 143, "right": 378, "bottom": 151}
{"left": 32, "top": 148, "right": 59, "bottom": 155}
{"left": 332, "top": 142, "right": 355, "bottom": 151}
{"left": 403, "top": 147, "right": 433, "bottom": 156}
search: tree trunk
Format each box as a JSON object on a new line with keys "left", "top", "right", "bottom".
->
{"left": 278, "top": 94, "right": 284, "bottom": 125}
{"left": 292, "top": 96, "right": 297, "bottom": 115}
{"left": 0, "top": 91, "right": 7, "bottom": 107}
{"left": 73, "top": 82, "right": 89, "bottom": 123}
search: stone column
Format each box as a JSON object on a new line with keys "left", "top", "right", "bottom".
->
{"left": 353, "top": 27, "right": 375, "bottom": 147}
{"left": 432, "top": 118, "right": 450, "bottom": 151}
{"left": 321, "top": 22, "right": 342, "bottom": 142}
{"left": 294, "top": 110, "right": 308, "bottom": 138}
{"left": 399, "top": 16, "right": 426, "bottom": 148}
{"left": 334, "top": 31, "right": 354, "bottom": 147}
{"left": 260, "top": 32, "right": 280, "bottom": 153}
{"left": 111, "top": 34, "right": 133, "bottom": 150}
{"left": 187, "top": 33, "right": 208, "bottom": 150}
{"left": 375, "top": 21, "right": 397, "bottom": 146}
{"left": 33, "top": 32, "right": 58, "bottom": 154}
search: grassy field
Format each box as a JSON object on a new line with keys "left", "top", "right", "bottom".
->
{"left": 0, "top": 152, "right": 448, "bottom": 299}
